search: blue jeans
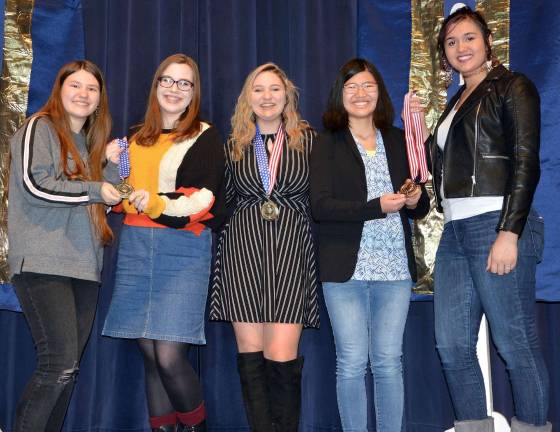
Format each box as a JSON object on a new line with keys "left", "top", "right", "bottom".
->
{"left": 323, "top": 279, "right": 411, "bottom": 432}
{"left": 434, "top": 210, "right": 549, "bottom": 426}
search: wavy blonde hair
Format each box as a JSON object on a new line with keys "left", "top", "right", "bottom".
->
{"left": 230, "top": 63, "right": 307, "bottom": 161}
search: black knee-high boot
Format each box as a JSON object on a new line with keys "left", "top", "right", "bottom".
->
{"left": 265, "top": 357, "right": 304, "bottom": 432}
{"left": 237, "top": 351, "right": 274, "bottom": 432}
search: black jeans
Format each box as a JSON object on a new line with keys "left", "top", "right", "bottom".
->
{"left": 12, "top": 272, "right": 100, "bottom": 432}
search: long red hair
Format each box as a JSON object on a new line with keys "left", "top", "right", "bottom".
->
{"left": 35, "top": 60, "right": 113, "bottom": 245}
{"left": 134, "top": 53, "right": 202, "bottom": 146}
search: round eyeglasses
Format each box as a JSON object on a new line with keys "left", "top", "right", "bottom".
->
{"left": 158, "top": 76, "right": 194, "bottom": 92}
{"left": 343, "top": 81, "right": 378, "bottom": 94}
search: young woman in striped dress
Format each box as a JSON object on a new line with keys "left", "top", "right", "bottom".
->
{"left": 210, "top": 63, "right": 319, "bottom": 432}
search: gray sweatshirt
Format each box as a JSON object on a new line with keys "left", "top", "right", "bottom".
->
{"left": 8, "top": 116, "right": 120, "bottom": 282}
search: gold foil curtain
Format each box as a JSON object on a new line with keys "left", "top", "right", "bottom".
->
{"left": 477, "top": 0, "right": 510, "bottom": 67}
{"left": 0, "top": 0, "right": 34, "bottom": 282}
{"left": 409, "top": 0, "right": 445, "bottom": 293}
{"left": 409, "top": 0, "right": 446, "bottom": 130}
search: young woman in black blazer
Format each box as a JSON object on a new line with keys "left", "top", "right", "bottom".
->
{"left": 310, "top": 58, "right": 429, "bottom": 432}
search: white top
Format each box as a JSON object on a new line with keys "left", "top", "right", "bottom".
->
{"left": 437, "top": 105, "right": 503, "bottom": 224}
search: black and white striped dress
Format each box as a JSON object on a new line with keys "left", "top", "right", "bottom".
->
{"left": 210, "top": 128, "right": 319, "bottom": 328}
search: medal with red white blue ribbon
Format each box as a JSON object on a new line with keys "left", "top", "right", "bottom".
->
{"left": 401, "top": 92, "right": 429, "bottom": 195}
{"left": 253, "top": 123, "right": 285, "bottom": 220}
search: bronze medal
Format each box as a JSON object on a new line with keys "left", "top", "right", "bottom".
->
{"left": 115, "top": 181, "right": 134, "bottom": 199}
{"left": 261, "top": 200, "right": 280, "bottom": 221}
{"left": 398, "top": 180, "right": 419, "bottom": 197}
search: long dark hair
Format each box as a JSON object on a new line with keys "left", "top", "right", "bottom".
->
{"left": 437, "top": 6, "right": 493, "bottom": 71}
{"left": 323, "top": 58, "right": 394, "bottom": 132}
{"left": 35, "top": 59, "right": 113, "bottom": 245}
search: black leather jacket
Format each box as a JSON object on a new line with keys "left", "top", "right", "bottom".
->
{"left": 430, "top": 64, "right": 540, "bottom": 235}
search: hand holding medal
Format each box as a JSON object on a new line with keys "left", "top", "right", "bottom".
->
{"left": 399, "top": 178, "right": 420, "bottom": 196}
{"left": 115, "top": 181, "right": 134, "bottom": 199}
{"left": 105, "top": 139, "right": 122, "bottom": 164}
{"left": 399, "top": 178, "right": 422, "bottom": 210}
{"left": 114, "top": 137, "right": 134, "bottom": 199}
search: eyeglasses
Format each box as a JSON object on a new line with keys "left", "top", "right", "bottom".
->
{"left": 158, "top": 76, "right": 194, "bottom": 92}
{"left": 343, "top": 81, "right": 378, "bottom": 94}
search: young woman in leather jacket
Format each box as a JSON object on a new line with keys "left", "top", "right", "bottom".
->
{"left": 417, "top": 6, "right": 551, "bottom": 432}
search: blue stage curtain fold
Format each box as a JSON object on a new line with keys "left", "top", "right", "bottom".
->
{"left": 84, "top": 0, "right": 357, "bottom": 139}
{"left": 357, "top": 0, "right": 411, "bottom": 129}
{"left": 27, "top": 0, "right": 85, "bottom": 115}
{"left": 83, "top": 0, "right": 200, "bottom": 138}
{"left": 510, "top": 0, "right": 560, "bottom": 302}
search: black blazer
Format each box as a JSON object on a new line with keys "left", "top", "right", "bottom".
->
{"left": 310, "top": 126, "right": 429, "bottom": 282}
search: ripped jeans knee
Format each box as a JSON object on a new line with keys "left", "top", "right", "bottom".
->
{"left": 56, "top": 361, "right": 80, "bottom": 384}
{"left": 35, "top": 360, "right": 80, "bottom": 386}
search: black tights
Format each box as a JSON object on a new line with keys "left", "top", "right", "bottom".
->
{"left": 137, "top": 338, "right": 203, "bottom": 416}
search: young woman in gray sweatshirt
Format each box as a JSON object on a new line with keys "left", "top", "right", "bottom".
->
{"left": 7, "top": 60, "right": 122, "bottom": 432}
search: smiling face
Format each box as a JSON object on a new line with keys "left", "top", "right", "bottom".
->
{"left": 156, "top": 62, "right": 194, "bottom": 128}
{"left": 60, "top": 69, "right": 101, "bottom": 133}
{"left": 249, "top": 70, "right": 287, "bottom": 132}
{"left": 444, "top": 18, "right": 490, "bottom": 76}
{"left": 342, "top": 70, "right": 378, "bottom": 122}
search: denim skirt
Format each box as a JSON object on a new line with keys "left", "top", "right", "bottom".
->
{"left": 102, "top": 225, "right": 211, "bottom": 344}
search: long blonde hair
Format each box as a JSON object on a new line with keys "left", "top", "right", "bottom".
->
{"left": 230, "top": 63, "right": 307, "bottom": 161}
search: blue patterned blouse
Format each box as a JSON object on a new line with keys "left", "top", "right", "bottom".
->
{"left": 351, "top": 130, "right": 410, "bottom": 281}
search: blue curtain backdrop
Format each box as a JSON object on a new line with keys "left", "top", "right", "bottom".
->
{"left": 1, "top": 0, "right": 559, "bottom": 431}
{"left": 26, "top": 0, "right": 85, "bottom": 115}
{"left": 509, "top": 0, "right": 560, "bottom": 302}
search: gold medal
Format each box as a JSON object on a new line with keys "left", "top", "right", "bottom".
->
{"left": 261, "top": 200, "right": 280, "bottom": 221}
{"left": 115, "top": 181, "right": 134, "bottom": 199}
